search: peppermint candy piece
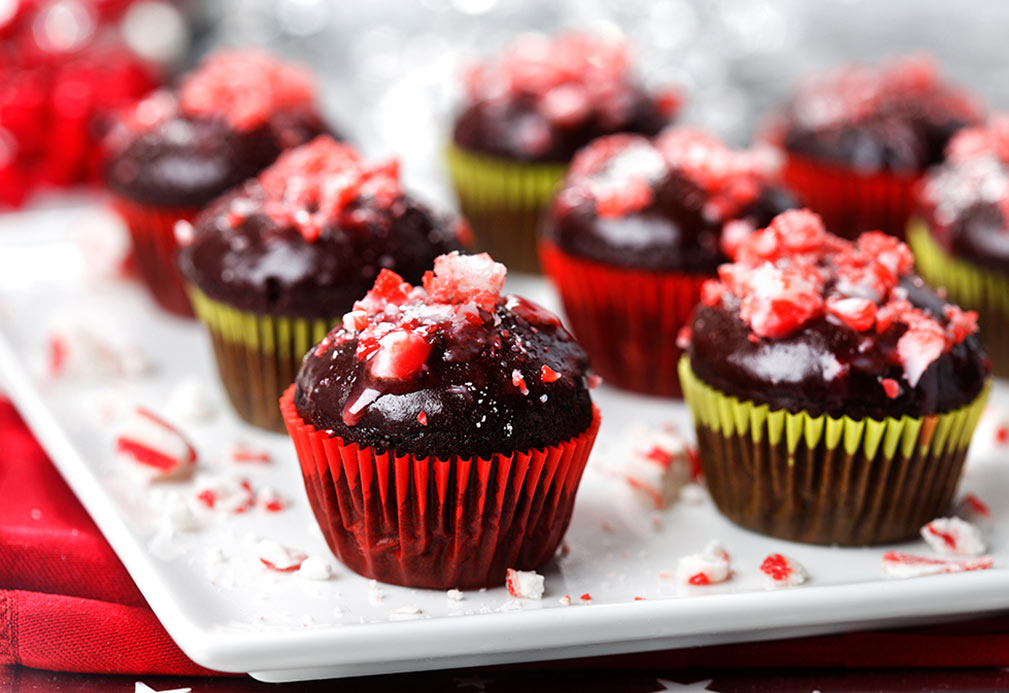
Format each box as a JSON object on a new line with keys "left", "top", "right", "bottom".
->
{"left": 676, "top": 541, "right": 731, "bottom": 586}
{"left": 920, "top": 517, "right": 986, "bottom": 556}
{"left": 505, "top": 568, "right": 545, "bottom": 600}
{"left": 882, "top": 550, "right": 993, "bottom": 579}
{"left": 116, "top": 408, "right": 196, "bottom": 481}
{"left": 257, "top": 540, "right": 307, "bottom": 572}
{"left": 759, "top": 553, "right": 807, "bottom": 588}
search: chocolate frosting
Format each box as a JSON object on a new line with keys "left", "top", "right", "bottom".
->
{"left": 452, "top": 92, "right": 668, "bottom": 163}
{"left": 294, "top": 296, "right": 594, "bottom": 459}
{"left": 546, "top": 173, "right": 794, "bottom": 273}
{"left": 688, "top": 275, "right": 988, "bottom": 420}
{"left": 177, "top": 189, "right": 464, "bottom": 319}
{"left": 104, "top": 111, "right": 331, "bottom": 208}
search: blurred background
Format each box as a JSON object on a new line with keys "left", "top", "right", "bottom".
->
{"left": 3, "top": 0, "right": 1009, "bottom": 208}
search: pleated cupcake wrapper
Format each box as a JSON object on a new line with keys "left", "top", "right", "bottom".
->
{"left": 445, "top": 143, "right": 568, "bottom": 274}
{"left": 280, "top": 384, "right": 601, "bottom": 589}
{"left": 780, "top": 151, "right": 919, "bottom": 239}
{"left": 908, "top": 218, "right": 1009, "bottom": 377}
{"left": 189, "top": 286, "right": 338, "bottom": 433}
{"left": 540, "top": 242, "right": 708, "bottom": 398}
{"left": 111, "top": 195, "right": 200, "bottom": 317}
{"left": 679, "top": 357, "right": 990, "bottom": 545}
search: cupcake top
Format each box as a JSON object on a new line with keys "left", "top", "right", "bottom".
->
{"left": 105, "top": 49, "right": 332, "bottom": 207}
{"left": 177, "top": 136, "right": 465, "bottom": 319}
{"left": 686, "top": 209, "right": 988, "bottom": 419}
{"left": 294, "top": 252, "right": 594, "bottom": 459}
{"left": 544, "top": 130, "right": 795, "bottom": 273}
{"left": 918, "top": 117, "right": 1009, "bottom": 275}
{"left": 778, "top": 57, "right": 982, "bottom": 175}
{"left": 452, "top": 32, "right": 679, "bottom": 163}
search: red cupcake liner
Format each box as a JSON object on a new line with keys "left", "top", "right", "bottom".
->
{"left": 111, "top": 195, "right": 199, "bottom": 317}
{"left": 540, "top": 242, "right": 708, "bottom": 398}
{"left": 780, "top": 152, "right": 920, "bottom": 239}
{"left": 280, "top": 384, "right": 601, "bottom": 589}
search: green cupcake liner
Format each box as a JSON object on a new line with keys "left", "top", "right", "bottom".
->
{"left": 188, "top": 286, "right": 339, "bottom": 432}
{"left": 679, "top": 356, "right": 989, "bottom": 544}
{"left": 909, "top": 218, "right": 1009, "bottom": 376}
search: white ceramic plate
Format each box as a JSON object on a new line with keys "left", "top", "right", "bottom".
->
{"left": 2, "top": 204, "right": 1009, "bottom": 683}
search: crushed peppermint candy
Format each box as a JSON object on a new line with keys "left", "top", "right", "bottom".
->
{"left": 463, "top": 32, "right": 677, "bottom": 144}
{"left": 676, "top": 541, "right": 731, "bottom": 586}
{"left": 47, "top": 325, "right": 147, "bottom": 381}
{"left": 193, "top": 474, "right": 255, "bottom": 513}
{"left": 297, "top": 556, "right": 334, "bottom": 580}
{"left": 701, "top": 209, "right": 978, "bottom": 387}
{"left": 116, "top": 408, "right": 196, "bottom": 481}
{"left": 256, "top": 540, "right": 307, "bottom": 572}
{"left": 446, "top": 589, "right": 464, "bottom": 601}
{"left": 882, "top": 550, "right": 993, "bottom": 579}
{"left": 759, "top": 553, "right": 807, "bottom": 588}
{"left": 255, "top": 487, "right": 287, "bottom": 513}
{"left": 256, "top": 136, "right": 402, "bottom": 243}
{"left": 957, "top": 493, "right": 991, "bottom": 519}
{"left": 623, "top": 423, "right": 695, "bottom": 509}
{"left": 178, "top": 49, "right": 317, "bottom": 131}
{"left": 556, "top": 130, "right": 774, "bottom": 222}
{"left": 312, "top": 251, "right": 570, "bottom": 427}
{"left": 164, "top": 377, "right": 216, "bottom": 425}
{"left": 161, "top": 494, "right": 200, "bottom": 533}
{"left": 505, "top": 568, "right": 545, "bottom": 600}
{"left": 920, "top": 517, "right": 986, "bottom": 556}
{"left": 228, "top": 442, "right": 271, "bottom": 464}
{"left": 559, "top": 594, "right": 572, "bottom": 606}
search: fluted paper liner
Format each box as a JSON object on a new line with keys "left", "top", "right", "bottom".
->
{"left": 111, "top": 195, "right": 199, "bottom": 317}
{"left": 189, "top": 286, "right": 338, "bottom": 432}
{"left": 909, "top": 218, "right": 1009, "bottom": 377}
{"left": 780, "top": 151, "right": 919, "bottom": 240}
{"left": 280, "top": 384, "right": 601, "bottom": 589}
{"left": 445, "top": 143, "right": 568, "bottom": 273}
{"left": 680, "top": 357, "right": 989, "bottom": 545}
{"left": 541, "top": 242, "right": 708, "bottom": 398}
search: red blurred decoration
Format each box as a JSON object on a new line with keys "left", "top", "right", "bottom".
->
{"left": 0, "top": 0, "right": 161, "bottom": 207}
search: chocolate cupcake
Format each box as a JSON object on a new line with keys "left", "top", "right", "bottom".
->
{"left": 680, "top": 209, "right": 990, "bottom": 545}
{"left": 447, "top": 32, "right": 679, "bottom": 273}
{"left": 911, "top": 117, "right": 1009, "bottom": 377}
{"left": 768, "top": 56, "right": 982, "bottom": 239}
{"left": 280, "top": 251, "right": 600, "bottom": 588}
{"left": 105, "top": 49, "right": 333, "bottom": 316}
{"left": 541, "top": 129, "right": 794, "bottom": 397}
{"left": 178, "top": 136, "right": 464, "bottom": 432}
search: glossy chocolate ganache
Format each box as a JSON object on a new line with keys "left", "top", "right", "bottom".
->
{"left": 779, "top": 57, "right": 982, "bottom": 174}
{"left": 105, "top": 49, "right": 333, "bottom": 208}
{"left": 918, "top": 116, "right": 1009, "bottom": 275}
{"left": 544, "top": 130, "right": 794, "bottom": 274}
{"left": 177, "top": 136, "right": 464, "bottom": 318}
{"left": 295, "top": 252, "right": 595, "bottom": 459}
{"left": 686, "top": 209, "right": 989, "bottom": 420}
{"left": 452, "top": 33, "right": 677, "bottom": 163}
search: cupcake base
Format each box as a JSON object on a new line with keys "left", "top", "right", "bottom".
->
{"left": 680, "top": 357, "right": 988, "bottom": 545}
{"left": 111, "top": 195, "right": 199, "bottom": 317}
{"left": 780, "top": 151, "right": 919, "bottom": 239}
{"left": 280, "top": 384, "right": 601, "bottom": 589}
{"left": 446, "top": 143, "right": 567, "bottom": 274}
{"left": 541, "top": 242, "right": 708, "bottom": 398}
{"left": 189, "top": 287, "right": 337, "bottom": 433}
{"left": 908, "top": 219, "right": 1009, "bottom": 378}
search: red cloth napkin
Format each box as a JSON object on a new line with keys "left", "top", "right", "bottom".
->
{"left": 2, "top": 393, "right": 1009, "bottom": 676}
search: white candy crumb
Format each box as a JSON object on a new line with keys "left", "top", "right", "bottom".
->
{"left": 446, "top": 589, "right": 464, "bottom": 601}
{"left": 624, "top": 423, "right": 694, "bottom": 509}
{"left": 559, "top": 594, "right": 571, "bottom": 606}
{"left": 389, "top": 606, "right": 423, "bottom": 621}
{"left": 368, "top": 579, "right": 385, "bottom": 606}
{"left": 679, "top": 482, "right": 707, "bottom": 504}
{"left": 505, "top": 568, "right": 544, "bottom": 600}
{"left": 256, "top": 540, "right": 306, "bottom": 572}
{"left": 676, "top": 540, "right": 731, "bottom": 585}
{"left": 162, "top": 494, "right": 200, "bottom": 533}
{"left": 920, "top": 517, "right": 986, "bottom": 556}
{"left": 164, "top": 377, "right": 216, "bottom": 424}
{"left": 297, "top": 555, "right": 333, "bottom": 580}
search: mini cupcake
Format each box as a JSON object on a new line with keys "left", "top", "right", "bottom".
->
{"left": 768, "top": 56, "right": 982, "bottom": 239}
{"left": 280, "top": 252, "right": 600, "bottom": 588}
{"left": 105, "top": 49, "right": 333, "bottom": 316}
{"left": 680, "top": 209, "right": 989, "bottom": 545}
{"left": 447, "top": 32, "right": 680, "bottom": 273}
{"left": 177, "top": 136, "right": 464, "bottom": 432}
{"left": 911, "top": 117, "right": 1009, "bottom": 377}
{"left": 541, "top": 129, "right": 794, "bottom": 397}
